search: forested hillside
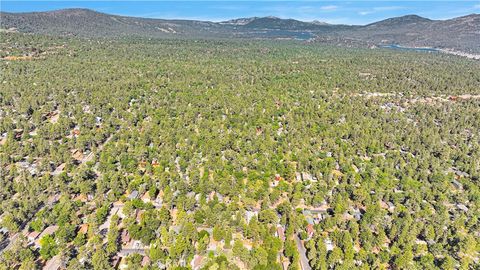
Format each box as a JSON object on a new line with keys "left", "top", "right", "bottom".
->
{"left": 1, "top": 9, "right": 480, "bottom": 53}
{"left": 0, "top": 32, "right": 479, "bottom": 269}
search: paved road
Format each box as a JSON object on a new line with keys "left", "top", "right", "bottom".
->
{"left": 0, "top": 232, "right": 19, "bottom": 255}
{"left": 119, "top": 248, "right": 146, "bottom": 256}
{"left": 0, "top": 239, "right": 9, "bottom": 251}
{"left": 294, "top": 234, "right": 311, "bottom": 270}
{"left": 80, "top": 133, "right": 114, "bottom": 165}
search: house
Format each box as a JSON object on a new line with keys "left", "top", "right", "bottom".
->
{"left": 271, "top": 174, "right": 282, "bottom": 187}
{"left": 113, "top": 200, "right": 124, "bottom": 207}
{"left": 13, "top": 128, "right": 24, "bottom": 140}
{"left": 128, "top": 190, "right": 139, "bottom": 200}
{"left": 156, "top": 261, "right": 166, "bottom": 269}
{"left": 111, "top": 256, "right": 121, "bottom": 269}
{"left": 449, "top": 96, "right": 458, "bottom": 101}
{"left": 308, "top": 206, "right": 329, "bottom": 223}
{"left": 306, "top": 224, "right": 314, "bottom": 239}
{"left": 447, "top": 167, "right": 469, "bottom": 179}
{"left": 113, "top": 202, "right": 126, "bottom": 219}
{"left": 27, "top": 231, "right": 40, "bottom": 242}
{"left": 43, "top": 255, "right": 62, "bottom": 270}
{"left": 153, "top": 199, "right": 162, "bottom": 209}
{"left": 452, "top": 180, "right": 463, "bottom": 190}
{"left": 78, "top": 224, "right": 89, "bottom": 234}
{"left": 170, "top": 225, "right": 181, "bottom": 234}
{"left": 71, "top": 126, "right": 81, "bottom": 137}
{"left": 216, "top": 193, "right": 225, "bottom": 202}
{"left": 47, "top": 193, "right": 61, "bottom": 206}
{"left": 207, "top": 191, "right": 219, "bottom": 202}
{"left": 141, "top": 192, "right": 151, "bottom": 203}
{"left": 415, "top": 239, "right": 428, "bottom": 245}
{"left": 281, "top": 258, "right": 290, "bottom": 270}
{"left": 207, "top": 241, "right": 218, "bottom": 254}
{"left": 313, "top": 213, "right": 324, "bottom": 223}
{"left": 387, "top": 202, "right": 395, "bottom": 212}
{"left": 71, "top": 149, "right": 84, "bottom": 161}
{"left": 47, "top": 111, "right": 60, "bottom": 124}
{"left": 132, "top": 240, "right": 144, "bottom": 249}
{"left": 242, "top": 239, "right": 254, "bottom": 251}
{"left": 301, "top": 172, "right": 313, "bottom": 182}
{"left": 17, "top": 160, "right": 38, "bottom": 175}
{"left": 190, "top": 255, "right": 204, "bottom": 270}
{"left": 121, "top": 229, "right": 130, "bottom": 246}
{"left": 141, "top": 256, "right": 150, "bottom": 267}
{"left": 82, "top": 105, "right": 91, "bottom": 113}
{"left": 276, "top": 226, "right": 285, "bottom": 241}
{"left": 311, "top": 201, "right": 330, "bottom": 211}
{"left": 379, "top": 200, "right": 388, "bottom": 209}
{"left": 179, "top": 257, "right": 187, "bottom": 267}
{"left": 343, "top": 212, "right": 354, "bottom": 220}
{"left": 245, "top": 211, "right": 258, "bottom": 223}
{"left": 306, "top": 217, "right": 314, "bottom": 225}
{"left": 156, "top": 190, "right": 164, "bottom": 203}
{"left": 52, "top": 163, "right": 67, "bottom": 176}
{"left": 119, "top": 257, "right": 128, "bottom": 270}
{"left": 95, "top": 116, "right": 103, "bottom": 127}
{"left": 352, "top": 208, "right": 362, "bottom": 220}
{"left": 303, "top": 209, "right": 319, "bottom": 225}
{"left": 456, "top": 204, "right": 468, "bottom": 212}
{"left": 0, "top": 132, "right": 7, "bottom": 145}
{"left": 136, "top": 209, "right": 145, "bottom": 223}
{"left": 73, "top": 194, "right": 88, "bottom": 203}
{"left": 138, "top": 160, "right": 147, "bottom": 171}
{"left": 296, "top": 172, "right": 318, "bottom": 182}
{"left": 325, "top": 238, "right": 334, "bottom": 251}
{"left": 36, "top": 226, "right": 59, "bottom": 247}
{"left": 331, "top": 170, "right": 343, "bottom": 178}
{"left": 81, "top": 151, "right": 94, "bottom": 164}
{"left": 197, "top": 227, "right": 213, "bottom": 235}
{"left": 194, "top": 193, "right": 202, "bottom": 203}
{"left": 100, "top": 207, "right": 120, "bottom": 234}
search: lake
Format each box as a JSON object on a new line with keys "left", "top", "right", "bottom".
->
{"left": 379, "top": 44, "right": 440, "bottom": 53}
{"left": 251, "top": 30, "right": 315, "bottom": 40}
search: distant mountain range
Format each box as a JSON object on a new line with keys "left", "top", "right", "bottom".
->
{"left": 1, "top": 8, "right": 479, "bottom": 53}
{"left": 340, "top": 14, "right": 480, "bottom": 53}
{"left": 221, "top": 16, "right": 330, "bottom": 29}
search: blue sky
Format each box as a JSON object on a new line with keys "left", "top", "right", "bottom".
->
{"left": 2, "top": 1, "right": 480, "bottom": 25}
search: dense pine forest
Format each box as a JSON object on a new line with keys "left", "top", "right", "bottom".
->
{"left": 0, "top": 32, "right": 479, "bottom": 270}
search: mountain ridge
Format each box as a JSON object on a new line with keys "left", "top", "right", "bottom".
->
{"left": 364, "top": 14, "right": 433, "bottom": 28}
{"left": 5, "top": 8, "right": 477, "bottom": 27}
{"left": 1, "top": 8, "right": 479, "bottom": 53}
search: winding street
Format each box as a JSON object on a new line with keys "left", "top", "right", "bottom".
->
{"left": 294, "top": 234, "right": 311, "bottom": 270}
